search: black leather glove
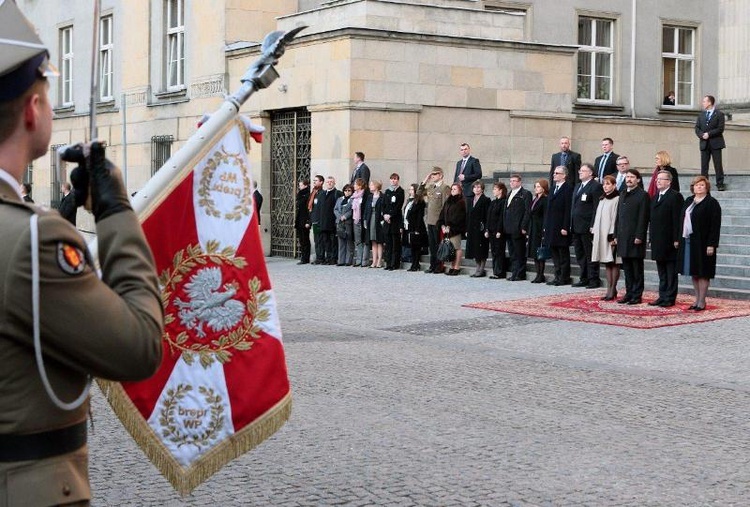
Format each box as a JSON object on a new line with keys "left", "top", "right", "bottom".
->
{"left": 61, "top": 144, "right": 89, "bottom": 207}
{"left": 88, "top": 141, "right": 132, "bottom": 222}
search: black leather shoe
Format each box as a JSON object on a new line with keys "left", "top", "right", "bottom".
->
{"left": 546, "top": 279, "right": 560, "bottom": 286}
{"left": 648, "top": 299, "right": 664, "bottom": 306}
{"left": 424, "top": 268, "right": 435, "bottom": 273}
{"left": 627, "top": 298, "right": 642, "bottom": 305}
{"left": 571, "top": 280, "right": 588, "bottom": 287}
{"left": 617, "top": 298, "right": 631, "bottom": 304}
{"left": 717, "top": 183, "right": 726, "bottom": 191}
{"left": 585, "top": 280, "right": 602, "bottom": 289}
{"left": 658, "top": 301, "right": 675, "bottom": 307}
{"left": 513, "top": 276, "right": 526, "bottom": 281}
{"left": 694, "top": 305, "right": 706, "bottom": 311}
{"left": 297, "top": 260, "right": 309, "bottom": 265}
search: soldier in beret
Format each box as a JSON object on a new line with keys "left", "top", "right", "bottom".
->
{"left": 0, "top": 2, "right": 164, "bottom": 504}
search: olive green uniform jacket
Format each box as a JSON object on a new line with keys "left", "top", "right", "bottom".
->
{"left": 0, "top": 179, "right": 163, "bottom": 506}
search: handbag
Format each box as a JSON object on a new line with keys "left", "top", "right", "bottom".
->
{"left": 437, "top": 238, "right": 456, "bottom": 262}
{"left": 535, "top": 245, "right": 551, "bottom": 261}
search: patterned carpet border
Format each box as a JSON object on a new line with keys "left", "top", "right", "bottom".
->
{"left": 464, "top": 291, "right": 750, "bottom": 329}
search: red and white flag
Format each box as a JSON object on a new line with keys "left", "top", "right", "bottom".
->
{"left": 99, "top": 119, "right": 291, "bottom": 495}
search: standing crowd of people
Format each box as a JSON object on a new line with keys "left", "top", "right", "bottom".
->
{"left": 295, "top": 129, "right": 724, "bottom": 310}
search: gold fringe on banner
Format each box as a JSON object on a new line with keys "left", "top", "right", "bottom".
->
{"left": 97, "top": 378, "right": 292, "bottom": 496}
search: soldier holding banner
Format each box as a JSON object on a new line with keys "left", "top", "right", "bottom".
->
{"left": 0, "top": 4, "right": 163, "bottom": 504}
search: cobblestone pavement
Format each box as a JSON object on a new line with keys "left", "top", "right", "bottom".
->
{"left": 88, "top": 258, "right": 750, "bottom": 506}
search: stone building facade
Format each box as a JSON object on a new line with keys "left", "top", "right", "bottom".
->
{"left": 18, "top": 0, "right": 750, "bottom": 254}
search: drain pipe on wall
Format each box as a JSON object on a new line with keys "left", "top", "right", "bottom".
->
{"left": 630, "top": 0, "right": 637, "bottom": 119}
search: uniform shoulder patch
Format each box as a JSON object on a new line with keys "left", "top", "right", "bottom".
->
{"left": 56, "top": 242, "right": 86, "bottom": 275}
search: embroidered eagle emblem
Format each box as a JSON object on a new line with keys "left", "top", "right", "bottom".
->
{"left": 173, "top": 267, "right": 245, "bottom": 339}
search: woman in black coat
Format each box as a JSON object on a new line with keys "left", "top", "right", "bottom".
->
{"left": 436, "top": 183, "right": 466, "bottom": 276}
{"left": 404, "top": 184, "right": 427, "bottom": 271}
{"left": 363, "top": 180, "right": 385, "bottom": 267}
{"left": 485, "top": 182, "right": 507, "bottom": 279}
{"left": 527, "top": 179, "right": 549, "bottom": 283}
{"left": 678, "top": 175, "right": 722, "bottom": 311}
{"left": 466, "top": 181, "right": 490, "bottom": 277}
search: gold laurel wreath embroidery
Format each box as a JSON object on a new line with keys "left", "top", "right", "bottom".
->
{"left": 159, "top": 384, "right": 225, "bottom": 449}
{"left": 159, "top": 241, "right": 270, "bottom": 368}
{"left": 196, "top": 147, "right": 253, "bottom": 221}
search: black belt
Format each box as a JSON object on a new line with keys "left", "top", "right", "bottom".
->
{"left": 0, "top": 421, "right": 87, "bottom": 462}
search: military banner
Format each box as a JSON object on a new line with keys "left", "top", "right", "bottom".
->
{"left": 99, "top": 118, "right": 291, "bottom": 495}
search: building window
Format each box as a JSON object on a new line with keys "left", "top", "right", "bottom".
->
{"left": 166, "top": 0, "right": 185, "bottom": 90}
{"left": 151, "top": 135, "right": 174, "bottom": 175}
{"left": 24, "top": 163, "right": 33, "bottom": 187}
{"left": 49, "top": 144, "right": 66, "bottom": 208}
{"left": 662, "top": 26, "right": 695, "bottom": 107}
{"left": 577, "top": 17, "right": 613, "bottom": 102}
{"left": 60, "top": 26, "right": 74, "bottom": 106}
{"left": 99, "top": 15, "right": 113, "bottom": 101}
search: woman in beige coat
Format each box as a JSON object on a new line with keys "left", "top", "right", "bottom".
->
{"left": 591, "top": 175, "right": 623, "bottom": 300}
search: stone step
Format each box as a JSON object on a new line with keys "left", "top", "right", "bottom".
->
{"left": 716, "top": 252, "right": 750, "bottom": 265}
{"left": 718, "top": 234, "right": 750, "bottom": 245}
{"left": 722, "top": 215, "right": 750, "bottom": 226}
{"left": 714, "top": 243, "right": 750, "bottom": 255}
{"left": 710, "top": 224, "right": 750, "bottom": 235}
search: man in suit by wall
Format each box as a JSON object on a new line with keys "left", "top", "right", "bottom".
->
{"left": 648, "top": 170, "right": 684, "bottom": 307}
{"left": 695, "top": 95, "right": 727, "bottom": 191}
{"left": 594, "top": 137, "right": 619, "bottom": 182}
{"left": 454, "top": 143, "right": 482, "bottom": 201}
{"left": 615, "top": 168, "right": 650, "bottom": 305}
{"left": 570, "top": 163, "right": 603, "bottom": 288}
{"left": 503, "top": 174, "right": 532, "bottom": 281}
{"left": 549, "top": 136, "right": 581, "bottom": 187}
{"left": 350, "top": 151, "right": 370, "bottom": 186}
{"left": 544, "top": 166, "right": 574, "bottom": 286}
{"left": 58, "top": 182, "right": 77, "bottom": 226}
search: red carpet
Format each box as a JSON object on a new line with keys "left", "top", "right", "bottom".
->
{"left": 464, "top": 291, "right": 750, "bottom": 329}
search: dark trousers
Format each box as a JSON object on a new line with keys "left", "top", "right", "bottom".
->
{"left": 489, "top": 235, "right": 507, "bottom": 277}
{"left": 384, "top": 233, "right": 402, "bottom": 269}
{"left": 320, "top": 231, "right": 338, "bottom": 263}
{"left": 550, "top": 245, "right": 571, "bottom": 282}
{"left": 701, "top": 148, "right": 725, "bottom": 186}
{"left": 573, "top": 232, "right": 600, "bottom": 282}
{"left": 409, "top": 245, "right": 422, "bottom": 269}
{"left": 622, "top": 256, "right": 645, "bottom": 300}
{"left": 297, "top": 226, "right": 311, "bottom": 262}
{"left": 506, "top": 235, "right": 527, "bottom": 279}
{"left": 427, "top": 224, "right": 442, "bottom": 270}
{"left": 313, "top": 224, "right": 324, "bottom": 262}
{"left": 656, "top": 259, "right": 679, "bottom": 303}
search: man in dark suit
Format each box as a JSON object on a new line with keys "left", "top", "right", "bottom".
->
{"left": 570, "top": 164, "right": 603, "bottom": 288}
{"left": 58, "top": 182, "right": 77, "bottom": 225}
{"left": 308, "top": 175, "right": 325, "bottom": 264}
{"left": 295, "top": 178, "right": 311, "bottom": 264}
{"left": 318, "top": 176, "right": 342, "bottom": 265}
{"left": 695, "top": 95, "right": 727, "bottom": 191}
{"left": 615, "top": 169, "right": 650, "bottom": 305}
{"left": 503, "top": 174, "right": 531, "bottom": 281}
{"left": 454, "top": 143, "right": 482, "bottom": 200}
{"left": 253, "top": 181, "right": 263, "bottom": 224}
{"left": 594, "top": 137, "right": 619, "bottom": 182}
{"left": 382, "top": 173, "right": 405, "bottom": 270}
{"left": 544, "top": 166, "right": 574, "bottom": 286}
{"left": 614, "top": 156, "right": 629, "bottom": 193}
{"left": 549, "top": 136, "right": 581, "bottom": 187}
{"left": 648, "top": 170, "right": 684, "bottom": 307}
{"left": 350, "top": 151, "right": 370, "bottom": 186}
